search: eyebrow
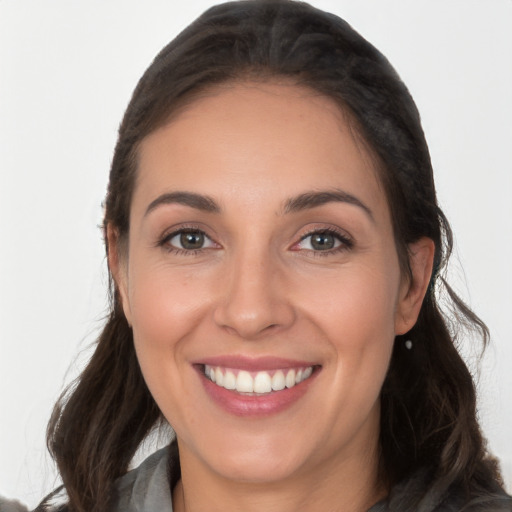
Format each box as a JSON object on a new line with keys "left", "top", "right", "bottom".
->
{"left": 144, "top": 191, "right": 221, "bottom": 216}
{"left": 144, "top": 188, "right": 373, "bottom": 220}
{"left": 283, "top": 189, "right": 374, "bottom": 221}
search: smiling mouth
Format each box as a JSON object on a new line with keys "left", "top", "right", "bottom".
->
{"left": 202, "top": 364, "right": 317, "bottom": 395}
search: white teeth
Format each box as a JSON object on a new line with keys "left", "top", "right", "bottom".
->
{"left": 223, "top": 370, "right": 236, "bottom": 390}
{"left": 285, "top": 369, "right": 296, "bottom": 388}
{"left": 254, "top": 372, "right": 272, "bottom": 393}
{"left": 215, "top": 367, "right": 224, "bottom": 387}
{"left": 204, "top": 364, "right": 314, "bottom": 394}
{"left": 271, "top": 370, "right": 286, "bottom": 391}
{"left": 236, "top": 371, "right": 254, "bottom": 392}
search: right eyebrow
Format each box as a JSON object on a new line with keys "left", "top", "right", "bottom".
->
{"left": 144, "top": 191, "right": 221, "bottom": 217}
{"left": 283, "top": 189, "right": 374, "bottom": 222}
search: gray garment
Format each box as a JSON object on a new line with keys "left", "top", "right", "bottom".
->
{"left": 29, "top": 445, "right": 512, "bottom": 511}
{"left": 109, "top": 447, "right": 386, "bottom": 512}
{"left": 111, "top": 447, "right": 174, "bottom": 511}
{"left": 108, "top": 447, "right": 511, "bottom": 511}
{"left": 0, "top": 497, "right": 30, "bottom": 512}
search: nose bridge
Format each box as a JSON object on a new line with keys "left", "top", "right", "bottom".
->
{"left": 214, "top": 241, "right": 294, "bottom": 339}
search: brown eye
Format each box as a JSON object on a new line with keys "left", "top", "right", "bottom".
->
{"left": 180, "top": 231, "right": 205, "bottom": 249}
{"left": 294, "top": 229, "right": 352, "bottom": 253}
{"left": 165, "top": 229, "right": 216, "bottom": 252}
{"left": 310, "top": 232, "right": 336, "bottom": 250}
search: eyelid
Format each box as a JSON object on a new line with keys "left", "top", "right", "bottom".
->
{"left": 169, "top": 230, "right": 216, "bottom": 249}
{"left": 156, "top": 224, "right": 352, "bottom": 255}
{"left": 158, "top": 225, "right": 220, "bottom": 253}
{"left": 291, "top": 226, "right": 354, "bottom": 253}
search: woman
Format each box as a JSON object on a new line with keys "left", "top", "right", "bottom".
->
{"left": 22, "top": 0, "right": 511, "bottom": 510}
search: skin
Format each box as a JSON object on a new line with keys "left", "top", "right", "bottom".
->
{"left": 109, "top": 82, "right": 434, "bottom": 512}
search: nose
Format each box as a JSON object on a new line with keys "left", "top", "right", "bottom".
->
{"left": 213, "top": 248, "right": 295, "bottom": 340}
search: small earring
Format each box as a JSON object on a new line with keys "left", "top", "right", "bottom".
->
{"left": 405, "top": 340, "right": 413, "bottom": 350}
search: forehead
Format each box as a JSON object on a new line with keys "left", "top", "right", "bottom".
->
{"left": 134, "top": 82, "right": 386, "bottom": 216}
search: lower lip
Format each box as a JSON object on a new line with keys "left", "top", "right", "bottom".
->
{"left": 197, "top": 367, "right": 319, "bottom": 417}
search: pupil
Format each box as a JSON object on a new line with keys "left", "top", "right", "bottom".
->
{"left": 180, "top": 231, "right": 204, "bottom": 249}
{"left": 311, "top": 232, "right": 334, "bottom": 250}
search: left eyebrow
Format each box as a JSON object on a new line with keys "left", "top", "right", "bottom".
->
{"left": 144, "top": 191, "right": 221, "bottom": 217}
{"left": 283, "top": 189, "right": 374, "bottom": 222}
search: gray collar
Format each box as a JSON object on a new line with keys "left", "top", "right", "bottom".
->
{"left": 112, "top": 447, "right": 174, "bottom": 511}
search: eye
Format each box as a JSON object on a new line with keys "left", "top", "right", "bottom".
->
{"left": 294, "top": 229, "right": 352, "bottom": 252}
{"left": 162, "top": 229, "right": 217, "bottom": 252}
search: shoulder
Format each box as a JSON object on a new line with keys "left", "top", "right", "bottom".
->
{"left": 0, "top": 497, "right": 30, "bottom": 512}
{"left": 32, "top": 444, "right": 178, "bottom": 512}
{"left": 110, "top": 446, "right": 174, "bottom": 511}
{"left": 382, "top": 468, "right": 512, "bottom": 512}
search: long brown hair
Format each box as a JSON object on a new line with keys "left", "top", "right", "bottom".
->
{"left": 45, "top": 1, "right": 506, "bottom": 510}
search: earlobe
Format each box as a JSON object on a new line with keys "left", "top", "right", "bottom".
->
{"left": 106, "top": 224, "right": 132, "bottom": 326}
{"left": 395, "top": 237, "right": 435, "bottom": 335}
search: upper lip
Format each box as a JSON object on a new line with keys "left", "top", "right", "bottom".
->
{"left": 194, "top": 355, "right": 319, "bottom": 371}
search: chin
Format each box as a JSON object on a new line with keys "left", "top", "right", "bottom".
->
{"left": 211, "top": 448, "right": 307, "bottom": 484}
{"left": 179, "top": 426, "right": 313, "bottom": 484}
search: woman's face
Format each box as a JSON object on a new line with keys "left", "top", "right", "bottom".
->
{"left": 114, "top": 82, "right": 429, "bottom": 485}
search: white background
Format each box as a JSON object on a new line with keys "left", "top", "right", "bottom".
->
{"left": 1, "top": 0, "right": 511, "bottom": 508}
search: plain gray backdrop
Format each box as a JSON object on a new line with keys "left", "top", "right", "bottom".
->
{"left": 1, "top": 0, "right": 511, "bottom": 508}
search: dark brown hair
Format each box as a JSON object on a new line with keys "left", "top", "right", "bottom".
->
{"left": 45, "top": 1, "right": 507, "bottom": 511}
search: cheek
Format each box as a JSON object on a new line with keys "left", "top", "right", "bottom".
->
{"left": 294, "top": 262, "right": 400, "bottom": 397}
{"left": 126, "top": 262, "right": 213, "bottom": 401}
{"left": 296, "top": 262, "right": 400, "bottom": 342}
{"left": 128, "top": 258, "right": 213, "bottom": 339}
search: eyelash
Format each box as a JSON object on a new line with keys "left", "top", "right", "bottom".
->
{"left": 157, "top": 226, "right": 353, "bottom": 256}
{"left": 294, "top": 228, "right": 354, "bottom": 257}
{"left": 158, "top": 225, "right": 216, "bottom": 256}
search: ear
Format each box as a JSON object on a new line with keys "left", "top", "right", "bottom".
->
{"left": 395, "top": 237, "right": 435, "bottom": 335}
{"left": 106, "top": 224, "right": 133, "bottom": 326}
